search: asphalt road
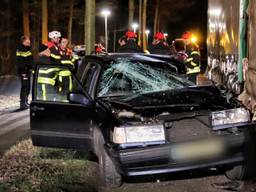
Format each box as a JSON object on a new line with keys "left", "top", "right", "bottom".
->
{"left": 0, "top": 108, "right": 30, "bottom": 155}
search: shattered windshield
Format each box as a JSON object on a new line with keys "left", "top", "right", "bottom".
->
{"left": 97, "top": 58, "right": 194, "bottom": 97}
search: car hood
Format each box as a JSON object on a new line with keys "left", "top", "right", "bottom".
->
{"left": 101, "top": 86, "right": 230, "bottom": 115}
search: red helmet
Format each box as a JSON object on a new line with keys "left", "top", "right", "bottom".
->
{"left": 154, "top": 32, "right": 165, "bottom": 40}
{"left": 182, "top": 31, "right": 192, "bottom": 40}
{"left": 125, "top": 31, "right": 137, "bottom": 38}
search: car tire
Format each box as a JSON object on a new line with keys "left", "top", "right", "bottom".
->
{"left": 99, "top": 145, "right": 122, "bottom": 188}
{"left": 225, "top": 165, "right": 246, "bottom": 181}
{"left": 95, "top": 129, "right": 122, "bottom": 189}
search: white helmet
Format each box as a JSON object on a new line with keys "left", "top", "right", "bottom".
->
{"left": 48, "top": 31, "right": 61, "bottom": 39}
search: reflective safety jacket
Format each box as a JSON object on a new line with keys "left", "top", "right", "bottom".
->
{"left": 58, "top": 48, "right": 75, "bottom": 91}
{"left": 49, "top": 46, "right": 61, "bottom": 64}
{"left": 38, "top": 67, "right": 60, "bottom": 87}
{"left": 185, "top": 43, "right": 201, "bottom": 75}
{"left": 59, "top": 48, "right": 75, "bottom": 71}
{"left": 16, "top": 44, "right": 33, "bottom": 74}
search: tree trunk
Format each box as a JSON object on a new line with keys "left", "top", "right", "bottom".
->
{"left": 138, "top": 0, "right": 142, "bottom": 46}
{"left": 153, "top": 0, "right": 159, "bottom": 34}
{"left": 68, "top": 0, "right": 74, "bottom": 44}
{"left": 22, "top": 0, "right": 30, "bottom": 37}
{"left": 42, "top": 0, "right": 48, "bottom": 44}
{"left": 52, "top": 0, "right": 57, "bottom": 28}
{"left": 142, "top": 0, "right": 147, "bottom": 51}
{"left": 128, "top": 0, "right": 135, "bottom": 30}
{"left": 84, "top": 0, "right": 95, "bottom": 55}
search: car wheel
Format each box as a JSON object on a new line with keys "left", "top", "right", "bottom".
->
{"left": 225, "top": 165, "right": 246, "bottom": 181}
{"left": 95, "top": 128, "right": 122, "bottom": 189}
{"left": 99, "top": 145, "right": 122, "bottom": 188}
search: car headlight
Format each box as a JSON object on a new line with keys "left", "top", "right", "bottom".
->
{"left": 113, "top": 124, "right": 165, "bottom": 144}
{"left": 212, "top": 108, "right": 250, "bottom": 127}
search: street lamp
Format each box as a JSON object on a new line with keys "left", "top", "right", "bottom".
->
{"left": 101, "top": 9, "right": 111, "bottom": 52}
{"left": 145, "top": 29, "right": 150, "bottom": 43}
{"left": 164, "top": 33, "right": 168, "bottom": 38}
{"left": 132, "top": 23, "right": 138, "bottom": 33}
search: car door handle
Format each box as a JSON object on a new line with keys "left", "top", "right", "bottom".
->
{"left": 31, "top": 106, "right": 45, "bottom": 111}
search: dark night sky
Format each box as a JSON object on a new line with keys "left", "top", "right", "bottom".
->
{"left": 96, "top": 0, "right": 207, "bottom": 51}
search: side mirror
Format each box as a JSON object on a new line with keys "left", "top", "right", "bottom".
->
{"left": 68, "top": 92, "right": 94, "bottom": 106}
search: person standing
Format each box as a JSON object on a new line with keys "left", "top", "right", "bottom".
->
{"left": 48, "top": 30, "right": 62, "bottom": 64}
{"left": 117, "top": 31, "right": 143, "bottom": 53}
{"left": 16, "top": 35, "right": 33, "bottom": 110}
{"left": 148, "top": 32, "right": 171, "bottom": 55}
{"left": 182, "top": 31, "right": 201, "bottom": 83}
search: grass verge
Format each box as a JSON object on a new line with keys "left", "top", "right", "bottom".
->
{"left": 0, "top": 139, "right": 97, "bottom": 192}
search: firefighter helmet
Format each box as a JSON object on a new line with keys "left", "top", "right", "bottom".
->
{"left": 154, "top": 32, "right": 165, "bottom": 40}
{"left": 182, "top": 31, "right": 192, "bottom": 40}
{"left": 125, "top": 31, "right": 137, "bottom": 39}
{"left": 48, "top": 31, "right": 61, "bottom": 39}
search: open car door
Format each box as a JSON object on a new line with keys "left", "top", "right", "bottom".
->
{"left": 30, "top": 64, "right": 96, "bottom": 151}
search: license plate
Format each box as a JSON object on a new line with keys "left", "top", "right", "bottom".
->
{"left": 170, "top": 138, "right": 224, "bottom": 161}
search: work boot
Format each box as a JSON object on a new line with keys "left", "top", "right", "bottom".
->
{"left": 20, "top": 102, "right": 29, "bottom": 110}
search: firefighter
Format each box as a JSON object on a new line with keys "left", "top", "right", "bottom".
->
{"left": 95, "top": 43, "right": 106, "bottom": 55}
{"left": 36, "top": 44, "right": 59, "bottom": 101}
{"left": 173, "top": 39, "right": 188, "bottom": 63}
{"left": 58, "top": 38, "right": 74, "bottom": 98}
{"left": 117, "top": 31, "right": 143, "bottom": 53}
{"left": 182, "top": 31, "right": 201, "bottom": 83}
{"left": 16, "top": 35, "right": 33, "bottom": 110}
{"left": 48, "top": 30, "right": 62, "bottom": 64}
{"left": 148, "top": 32, "right": 171, "bottom": 55}
{"left": 118, "top": 35, "right": 127, "bottom": 47}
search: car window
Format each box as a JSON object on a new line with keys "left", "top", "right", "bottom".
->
{"left": 97, "top": 58, "right": 194, "bottom": 97}
{"left": 82, "top": 63, "right": 97, "bottom": 92}
{"left": 35, "top": 65, "right": 81, "bottom": 102}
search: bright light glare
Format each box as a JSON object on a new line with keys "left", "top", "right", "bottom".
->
{"left": 164, "top": 33, "right": 168, "bottom": 37}
{"left": 191, "top": 36, "right": 197, "bottom": 43}
{"left": 145, "top": 29, "right": 150, "bottom": 35}
{"left": 132, "top": 23, "right": 138, "bottom": 29}
{"left": 101, "top": 9, "right": 111, "bottom": 17}
{"left": 209, "top": 8, "right": 221, "bottom": 17}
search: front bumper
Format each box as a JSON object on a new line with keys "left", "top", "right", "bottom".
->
{"left": 106, "top": 133, "right": 246, "bottom": 176}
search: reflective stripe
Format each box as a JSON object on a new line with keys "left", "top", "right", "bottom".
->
{"left": 50, "top": 53, "right": 61, "bottom": 59}
{"left": 187, "top": 67, "right": 200, "bottom": 74}
{"left": 42, "top": 84, "right": 46, "bottom": 100}
{"left": 38, "top": 77, "right": 55, "bottom": 86}
{"left": 186, "top": 58, "right": 193, "bottom": 62}
{"left": 191, "top": 51, "right": 200, "bottom": 55}
{"left": 191, "top": 61, "right": 199, "bottom": 67}
{"left": 16, "top": 51, "right": 32, "bottom": 57}
{"left": 69, "top": 76, "right": 72, "bottom": 91}
{"left": 61, "top": 60, "right": 74, "bottom": 65}
{"left": 58, "top": 70, "right": 71, "bottom": 77}
{"left": 39, "top": 68, "right": 60, "bottom": 74}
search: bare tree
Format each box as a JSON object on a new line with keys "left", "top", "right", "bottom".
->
{"left": 42, "top": 0, "right": 48, "bottom": 44}
{"left": 68, "top": 0, "right": 74, "bottom": 44}
{"left": 138, "top": 0, "right": 142, "bottom": 46}
{"left": 128, "top": 0, "right": 135, "bottom": 29}
{"left": 22, "top": 0, "right": 30, "bottom": 37}
{"left": 85, "top": 0, "right": 95, "bottom": 55}
{"left": 153, "top": 0, "right": 159, "bottom": 34}
{"left": 142, "top": 0, "right": 147, "bottom": 51}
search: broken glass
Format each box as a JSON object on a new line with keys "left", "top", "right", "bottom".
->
{"left": 98, "top": 58, "right": 193, "bottom": 97}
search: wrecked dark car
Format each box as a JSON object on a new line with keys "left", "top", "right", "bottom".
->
{"left": 30, "top": 53, "right": 256, "bottom": 189}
